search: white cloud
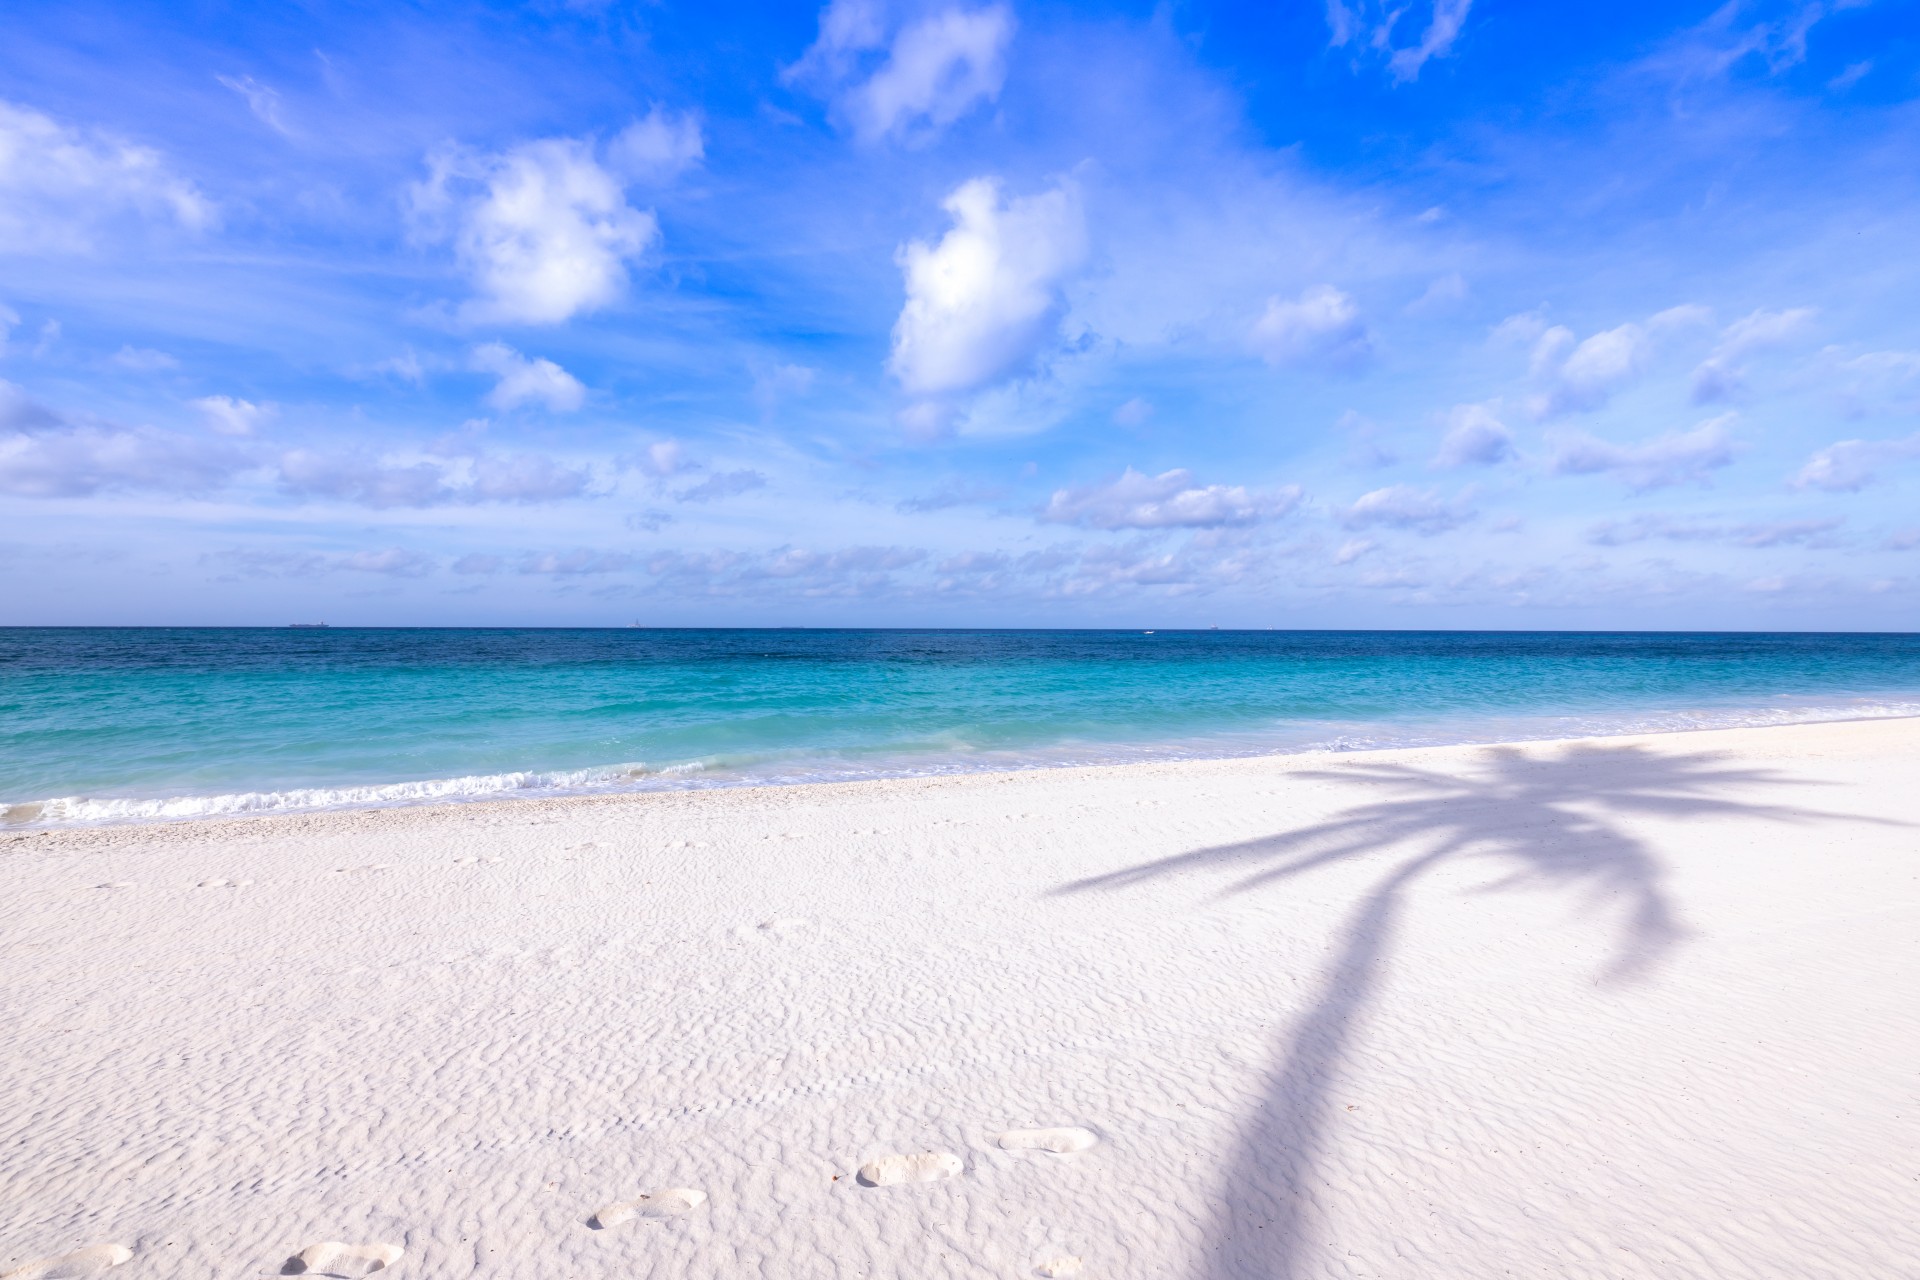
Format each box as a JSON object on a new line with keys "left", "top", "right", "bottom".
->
{"left": 0, "top": 303, "right": 17, "bottom": 355}
{"left": 1112, "top": 397, "right": 1154, "bottom": 427}
{"left": 1041, "top": 467, "right": 1303, "bottom": 530}
{"left": 1691, "top": 307, "right": 1816, "bottom": 402}
{"left": 470, "top": 342, "right": 586, "bottom": 412}
{"left": 1549, "top": 414, "right": 1738, "bottom": 490}
{"left": 276, "top": 447, "right": 590, "bottom": 507}
{"left": 1340, "top": 484, "right": 1474, "bottom": 534}
{"left": 412, "top": 137, "right": 662, "bottom": 325}
{"left": 606, "top": 107, "right": 704, "bottom": 184}
{"left": 1791, "top": 432, "right": 1920, "bottom": 492}
{"left": 791, "top": 2, "right": 1014, "bottom": 143}
{"left": 852, "top": 6, "right": 1014, "bottom": 142}
{"left": 889, "top": 176, "right": 1086, "bottom": 399}
{"left": 190, "top": 395, "right": 274, "bottom": 436}
{"left": 1326, "top": 0, "right": 1474, "bottom": 82}
{"left": 1250, "top": 285, "right": 1371, "bottom": 371}
{"left": 1431, "top": 401, "right": 1513, "bottom": 468}
{"left": 1527, "top": 321, "right": 1651, "bottom": 417}
{"left": 0, "top": 100, "right": 212, "bottom": 253}
{"left": 0, "top": 380, "right": 242, "bottom": 497}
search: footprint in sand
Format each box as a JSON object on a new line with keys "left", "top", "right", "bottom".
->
{"left": 332, "top": 864, "right": 394, "bottom": 876}
{"left": 0, "top": 1244, "right": 132, "bottom": 1280}
{"left": 1036, "top": 1257, "right": 1083, "bottom": 1278}
{"left": 280, "top": 1242, "right": 403, "bottom": 1276}
{"left": 196, "top": 877, "right": 254, "bottom": 888}
{"left": 997, "top": 1127, "right": 1098, "bottom": 1154}
{"left": 589, "top": 1188, "right": 706, "bottom": 1229}
{"left": 856, "top": 1152, "right": 963, "bottom": 1187}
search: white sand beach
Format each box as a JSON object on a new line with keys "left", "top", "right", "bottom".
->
{"left": 3, "top": 717, "right": 1917, "bottom": 1280}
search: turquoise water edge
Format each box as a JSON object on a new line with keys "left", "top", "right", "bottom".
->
{"left": 4, "top": 628, "right": 1919, "bottom": 825}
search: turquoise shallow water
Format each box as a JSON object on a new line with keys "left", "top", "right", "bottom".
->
{"left": 4, "top": 628, "right": 1919, "bottom": 824}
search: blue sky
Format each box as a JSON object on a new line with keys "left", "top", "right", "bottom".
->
{"left": 3, "top": 0, "right": 1918, "bottom": 627}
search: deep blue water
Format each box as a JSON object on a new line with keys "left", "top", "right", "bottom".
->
{"left": 3, "top": 628, "right": 1918, "bottom": 823}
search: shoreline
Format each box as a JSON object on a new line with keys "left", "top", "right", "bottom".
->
{"left": 6, "top": 715, "right": 1917, "bottom": 1277}
{"left": 10, "top": 702, "right": 1920, "bottom": 832}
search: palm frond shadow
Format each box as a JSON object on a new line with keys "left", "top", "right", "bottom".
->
{"left": 1053, "top": 743, "right": 1897, "bottom": 1279}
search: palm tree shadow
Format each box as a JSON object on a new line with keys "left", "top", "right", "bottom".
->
{"left": 1053, "top": 742, "right": 1901, "bottom": 1279}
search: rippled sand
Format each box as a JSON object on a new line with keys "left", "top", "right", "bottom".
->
{"left": 4, "top": 718, "right": 1916, "bottom": 1278}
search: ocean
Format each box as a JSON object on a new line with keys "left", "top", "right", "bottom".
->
{"left": 4, "top": 627, "right": 1919, "bottom": 825}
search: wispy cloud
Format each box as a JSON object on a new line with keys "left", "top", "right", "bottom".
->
{"left": 789, "top": 2, "right": 1015, "bottom": 143}
{"left": 1792, "top": 432, "right": 1920, "bottom": 492}
{"left": 1549, "top": 415, "right": 1738, "bottom": 490}
{"left": 0, "top": 99, "right": 211, "bottom": 253}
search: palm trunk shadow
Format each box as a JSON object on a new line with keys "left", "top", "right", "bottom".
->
{"left": 1206, "top": 852, "right": 1439, "bottom": 1279}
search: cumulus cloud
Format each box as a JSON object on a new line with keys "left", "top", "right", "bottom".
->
{"left": 789, "top": 2, "right": 1014, "bottom": 143}
{"left": 1691, "top": 307, "right": 1816, "bottom": 402}
{"left": 1526, "top": 321, "right": 1651, "bottom": 417}
{"left": 470, "top": 342, "right": 586, "bottom": 412}
{"left": 1326, "top": 0, "right": 1473, "bottom": 82}
{"left": 411, "top": 132, "right": 671, "bottom": 324}
{"left": 1251, "top": 285, "right": 1371, "bottom": 371}
{"left": 1549, "top": 414, "right": 1738, "bottom": 490}
{"left": 0, "top": 380, "right": 242, "bottom": 497}
{"left": 1340, "top": 485, "right": 1474, "bottom": 535}
{"left": 674, "top": 469, "right": 767, "bottom": 503}
{"left": 276, "top": 447, "right": 589, "bottom": 507}
{"left": 889, "top": 176, "right": 1086, "bottom": 399}
{"left": 0, "top": 100, "right": 212, "bottom": 253}
{"left": 1587, "top": 514, "right": 1843, "bottom": 549}
{"left": 190, "top": 395, "right": 274, "bottom": 436}
{"left": 1041, "top": 467, "right": 1303, "bottom": 530}
{"left": 1791, "top": 432, "right": 1920, "bottom": 492}
{"left": 1431, "top": 402, "right": 1513, "bottom": 468}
